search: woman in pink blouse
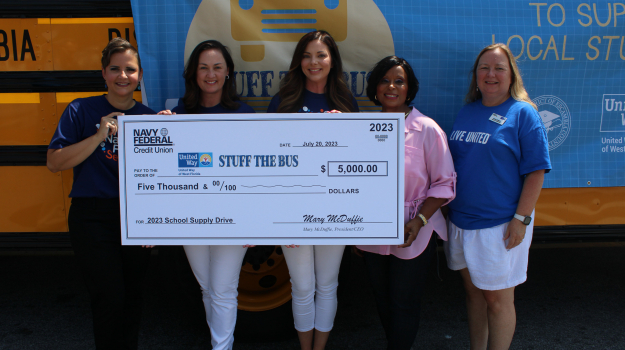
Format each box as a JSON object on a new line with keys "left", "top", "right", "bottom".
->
{"left": 357, "top": 56, "right": 456, "bottom": 350}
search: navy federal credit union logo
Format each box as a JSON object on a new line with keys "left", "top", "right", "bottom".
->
{"left": 178, "top": 153, "right": 213, "bottom": 167}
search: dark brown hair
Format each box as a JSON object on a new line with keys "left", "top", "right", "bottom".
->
{"left": 366, "top": 56, "right": 419, "bottom": 106}
{"left": 181, "top": 40, "right": 239, "bottom": 113}
{"left": 101, "top": 37, "right": 141, "bottom": 70}
{"left": 277, "top": 31, "right": 355, "bottom": 113}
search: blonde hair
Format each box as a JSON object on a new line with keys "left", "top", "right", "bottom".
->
{"left": 465, "top": 43, "right": 536, "bottom": 109}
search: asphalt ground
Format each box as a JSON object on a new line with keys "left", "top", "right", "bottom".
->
{"left": 1, "top": 242, "right": 625, "bottom": 349}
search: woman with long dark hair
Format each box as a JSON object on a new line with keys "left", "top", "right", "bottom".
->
{"left": 267, "top": 30, "right": 358, "bottom": 350}
{"left": 159, "top": 40, "right": 254, "bottom": 350}
{"left": 162, "top": 40, "right": 254, "bottom": 114}
{"left": 266, "top": 30, "right": 357, "bottom": 114}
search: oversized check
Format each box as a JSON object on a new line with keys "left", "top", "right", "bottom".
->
{"left": 118, "top": 113, "right": 404, "bottom": 245}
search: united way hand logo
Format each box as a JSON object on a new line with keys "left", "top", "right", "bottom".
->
{"left": 199, "top": 153, "right": 213, "bottom": 167}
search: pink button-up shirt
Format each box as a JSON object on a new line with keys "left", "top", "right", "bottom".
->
{"left": 358, "top": 108, "right": 456, "bottom": 259}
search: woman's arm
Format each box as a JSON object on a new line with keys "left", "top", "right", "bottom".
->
{"left": 400, "top": 118, "right": 457, "bottom": 248}
{"left": 504, "top": 169, "right": 545, "bottom": 249}
{"left": 47, "top": 112, "right": 121, "bottom": 173}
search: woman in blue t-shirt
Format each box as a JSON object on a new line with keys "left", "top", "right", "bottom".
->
{"left": 159, "top": 40, "right": 254, "bottom": 350}
{"left": 445, "top": 43, "right": 551, "bottom": 350}
{"left": 47, "top": 38, "right": 155, "bottom": 349}
{"left": 267, "top": 30, "right": 358, "bottom": 350}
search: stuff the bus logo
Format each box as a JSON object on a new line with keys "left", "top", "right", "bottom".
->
{"left": 179, "top": 153, "right": 213, "bottom": 167}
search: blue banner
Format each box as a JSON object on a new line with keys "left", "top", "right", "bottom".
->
{"left": 130, "top": 0, "right": 625, "bottom": 188}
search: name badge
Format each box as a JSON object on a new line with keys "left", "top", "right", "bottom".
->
{"left": 489, "top": 113, "right": 507, "bottom": 125}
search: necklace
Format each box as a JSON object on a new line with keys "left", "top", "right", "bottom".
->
{"left": 404, "top": 107, "right": 412, "bottom": 119}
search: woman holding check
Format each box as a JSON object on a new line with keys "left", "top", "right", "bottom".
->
{"left": 356, "top": 56, "right": 456, "bottom": 350}
{"left": 47, "top": 38, "right": 155, "bottom": 349}
{"left": 267, "top": 30, "right": 359, "bottom": 350}
{"left": 159, "top": 40, "right": 254, "bottom": 350}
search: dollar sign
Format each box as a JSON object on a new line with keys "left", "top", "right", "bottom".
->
{"left": 321, "top": 165, "right": 326, "bottom": 173}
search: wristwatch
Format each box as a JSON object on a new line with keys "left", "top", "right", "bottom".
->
{"left": 514, "top": 213, "right": 532, "bottom": 225}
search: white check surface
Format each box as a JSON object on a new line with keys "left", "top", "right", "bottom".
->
{"left": 118, "top": 113, "right": 404, "bottom": 245}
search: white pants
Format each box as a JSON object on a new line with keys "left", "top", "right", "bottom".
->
{"left": 183, "top": 245, "right": 248, "bottom": 350}
{"left": 282, "top": 245, "right": 345, "bottom": 332}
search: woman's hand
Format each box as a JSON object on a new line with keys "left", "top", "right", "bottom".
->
{"left": 284, "top": 244, "right": 299, "bottom": 248}
{"left": 398, "top": 216, "right": 424, "bottom": 248}
{"left": 325, "top": 109, "right": 342, "bottom": 113}
{"left": 504, "top": 219, "right": 526, "bottom": 249}
{"left": 157, "top": 110, "right": 176, "bottom": 115}
{"left": 47, "top": 111, "right": 124, "bottom": 173}
{"left": 97, "top": 112, "right": 123, "bottom": 141}
{"left": 504, "top": 169, "right": 544, "bottom": 249}
{"left": 242, "top": 245, "right": 256, "bottom": 248}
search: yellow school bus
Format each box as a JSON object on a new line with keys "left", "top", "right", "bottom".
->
{"left": 1, "top": 2, "right": 624, "bottom": 318}
{"left": 0, "top": 3, "right": 294, "bottom": 315}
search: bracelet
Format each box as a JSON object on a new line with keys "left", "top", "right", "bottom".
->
{"left": 417, "top": 213, "right": 428, "bottom": 226}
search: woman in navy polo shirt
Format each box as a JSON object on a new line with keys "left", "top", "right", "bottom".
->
{"left": 267, "top": 30, "right": 359, "bottom": 350}
{"left": 47, "top": 38, "right": 155, "bottom": 349}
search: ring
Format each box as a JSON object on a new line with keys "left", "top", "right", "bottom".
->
{"left": 111, "top": 121, "right": 115, "bottom": 124}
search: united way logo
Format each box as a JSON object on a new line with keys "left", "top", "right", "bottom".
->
{"left": 178, "top": 153, "right": 212, "bottom": 167}
{"left": 199, "top": 153, "right": 213, "bottom": 167}
{"left": 533, "top": 95, "right": 571, "bottom": 151}
{"left": 178, "top": 153, "right": 199, "bottom": 167}
{"left": 600, "top": 94, "right": 625, "bottom": 132}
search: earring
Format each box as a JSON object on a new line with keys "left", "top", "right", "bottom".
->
{"left": 374, "top": 95, "right": 378, "bottom": 101}
{"left": 105, "top": 81, "right": 108, "bottom": 89}
{"left": 226, "top": 75, "right": 229, "bottom": 80}
{"left": 476, "top": 86, "right": 479, "bottom": 92}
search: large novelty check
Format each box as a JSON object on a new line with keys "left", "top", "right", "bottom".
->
{"left": 118, "top": 113, "right": 404, "bottom": 245}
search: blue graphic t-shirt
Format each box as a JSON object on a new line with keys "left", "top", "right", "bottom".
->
{"left": 171, "top": 98, "right": 256, "bottom": 114}
{"left": 447, "top": 97, "right": 551, "bottom": 230}
{"left": 49, "top": 95, "right": 155, "bottom": 198}
{"left": 266, "top": 90, "right": 359, "bottom": 113}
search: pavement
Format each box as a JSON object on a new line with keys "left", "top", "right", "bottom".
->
{"left": 1, "top": 242, "right": 625, "bottom": 349}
